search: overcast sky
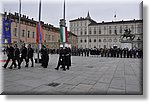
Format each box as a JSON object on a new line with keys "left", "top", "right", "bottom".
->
{"left": 0, "top": 0, "right": 142, "bottom": 28}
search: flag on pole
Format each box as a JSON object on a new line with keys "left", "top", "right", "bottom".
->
{"left": 60, "top": 26, "right": 68, "bottom": 43}
{"left": 36, "top": 22, "right": 44, "bottom": 44}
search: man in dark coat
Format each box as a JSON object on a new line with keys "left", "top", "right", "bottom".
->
{"left": 55, "top": 47, "right": 66, "bottom": 71}
{"left": 3, "top": 44, "right": 14, "bottom": 68}
{"left": 26, "top": 44, "right": 34, "bottom": 67}
{"left": 9, "top": 44, "right": 20, "bottom": 69}
{"left": 41, "top": 45, "right": 49, "bottom": 68}
{"left": 19, "top": 43, "right": 27, "bottom": 68}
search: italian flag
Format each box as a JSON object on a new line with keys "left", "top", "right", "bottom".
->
{"left": 60, "top": 26, "right": 68, "bottom": 43}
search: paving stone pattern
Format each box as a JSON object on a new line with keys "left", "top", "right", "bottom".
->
{"left": 1, "top": 54, "right": 143, "bottom": 95}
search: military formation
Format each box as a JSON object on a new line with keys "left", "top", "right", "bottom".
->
{"left": 71, "top": 47, "right": 143, "bottom": 58}
{"left": 2, "top": 43, "right": 143, "bottom": 71}
{"left": 2, "top": 43, "right": 49, "bottom": 69}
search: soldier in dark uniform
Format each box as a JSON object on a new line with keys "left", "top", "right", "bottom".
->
{"left": 41, "top": 45, "right": 49, "bottom": 68}
{"left": 26, "top": 44, "right": 34, "bottom": 67}
{"left": 19, "top": 43, "right": 28, "bottom": 68}
{"left": 81, "top": 48, "right": 83, "bottom": 56}
{"left": 116, "top": 48, "right": 120, "bottom": 58}
{"left": 55, "top": 47, "right": 66, "bottom": 71}
{"left": 123, "top": 48, "right": 126, "bottom": 58}
{"left": 133, "top": 48, "right": 137, "bottom": 58}
{"left": 65, "top": 47, "right": 70, "bottom": 70}
{"left": 127, "top": 48, "right": 130, "bottom": 58}
{"left": 130, "top": 49, "right": 133, "bottom": 58}
{"left": 3, "top": 44, "right": 14, "bottom": 69}
{"left": 120, "top": 48, "right": 123, "bottom": 58}
{"left": 87, "top": 48, "right": 90, "bottom": 57}
{"left": 9, "top": 44, "right": 20, "bottom": 69}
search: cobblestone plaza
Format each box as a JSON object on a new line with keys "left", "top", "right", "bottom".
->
{"left": 1, "top": 54, "right": 142, "bottom": 95}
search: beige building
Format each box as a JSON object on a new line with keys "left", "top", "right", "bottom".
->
{"left": 69, "top": 12, "right": 143, "bottom": 49}
{"left": 1, "top": 12, "right": 77, "bottom": 49}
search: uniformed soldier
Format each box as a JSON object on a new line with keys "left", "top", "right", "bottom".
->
{"left": 55, "top": 47, "right": 66, "bottom": 71}
{"left": 3, "top": 44, "right": 14, "bottom": 69}
{"left": 41, "top": 45, "right": 49, "bottom": 68}
{"left": 120, "top": 48, "right": 123, "bottom": 58}
{"left": 9, "top": 44, "right": 20, "bottom": 69}
{"left": 26, "top": 44, "right": 34, "bottom": 67}
{"left": 65, "top": 47, "right": 70, "bottom": 70}
{"left": 20, "top": 43, "right": 28, "bottom": 68}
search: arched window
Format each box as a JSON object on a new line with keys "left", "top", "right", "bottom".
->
{"left": 94, "top": 39, "right": 96, "bottom": 42}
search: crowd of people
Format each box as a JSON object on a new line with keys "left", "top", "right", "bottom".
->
{"left": 2, "top": 43, "right": 143, "bottom": 70}
{"left": 71, "top": 47, "right": 143, "bottom": 58}
{"left": 2, "top": 44, "right": 49, "bottom": 69}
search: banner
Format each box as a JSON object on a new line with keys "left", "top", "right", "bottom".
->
{"left": 2, "top": 17, "right": 11, "bottom": 44}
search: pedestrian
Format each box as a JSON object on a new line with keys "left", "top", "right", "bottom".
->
{"left": 3, "top": 44, "right": 14, "bottom": 69}
{"left": 41, "top": 45, "right": 49, "bottom": 68}
{"left": 26, "top": 44, "right": 34, "bottom": 67}
{"left": 9, "top": 44, "right": 21, "bottom": 69}
{"left": 19, "top": 43, "right": 28, "bottom": 68}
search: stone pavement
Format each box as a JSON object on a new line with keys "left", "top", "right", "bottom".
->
{"left": 0, "top": 54, "right": 143, "bottom": 95}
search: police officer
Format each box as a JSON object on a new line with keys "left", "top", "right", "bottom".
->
{"left": 41, "top": 45, "right": 49, "bottom": 68}
{"left": 9, "top": 44, "right": 20, "bottom": 69}
{"left": 3, "top": 44, "right": 14, "bottom": 69}
{"left": 20, "top": 43, "right": 28, "bottom": 68}
{"left": 26, "top": 44, "right": 34, "bottom": 67}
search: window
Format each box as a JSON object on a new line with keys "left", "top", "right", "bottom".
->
{"left": 22, "top": 30, "right": 25, "bottom": 37}
{"left": 94, "top": 39, "right": 96, "bottom": 42}
{"left": 80, "top": 28, "right": 82, "bottom": 35}
{"left": 89, "top": 39, "right": 91, "bottom": 43}
{"left": 14, "top": 28, "right": 17, "bottom": 36}
{"left": 114, "top": 26, "right": 117, "bottom": 34}
{"left": 99, "top": 27, "right": 101, "bottom": 34}
{"left": 89, "top": 28, "right": 91, "bottom": 34}
{"left": 109, "top": 30, "right": 111, "bottom": 34}
{"left": 27, "top": 31, "right": 30, "bottom": 38}
{"left": 104, "top": 26, "right": 106, "bottom": 30}
{"left": 85, "top": 28, "right": 87, "bottom": 34}
{"left": 84, "top": 39, "right": 87, "bottom": 43}
{"left": 94, "top": 27, "right": 96, "bottom": 34}
{"left": 32, "top": 32, "right": 35, "bottom": 38}
{"left": 80, "top": 39, "right": 82, "bottom": 43}
{"left": 114, "top": 29, "right": 117, "bottom": 35}
{"left": 99, "top": 39, "right": 101, "bottom": 42}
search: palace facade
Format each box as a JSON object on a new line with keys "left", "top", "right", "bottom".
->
{"left": 69, "top": 12, "right": 143, "bottom": 49}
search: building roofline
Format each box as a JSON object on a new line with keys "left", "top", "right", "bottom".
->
{"left": 88, "top": 19, "right": 143, "bottom": 26}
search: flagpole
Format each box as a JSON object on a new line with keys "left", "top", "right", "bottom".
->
{"left": 37, "top": 0, "right": 41, "bottom": 63}
{"left": 18, "top": 0, "right": 21, "bottom": 48}
{"left": 63, "top": 0, "right": 66, "bottom": 48}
